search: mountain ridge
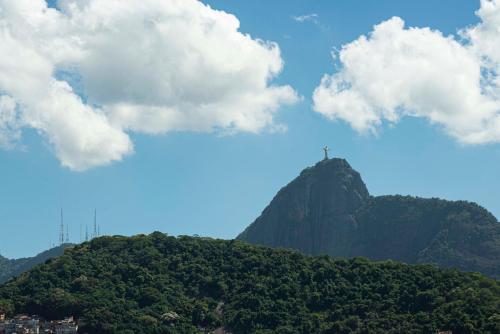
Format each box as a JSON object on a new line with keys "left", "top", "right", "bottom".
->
{"left": 0, "top": 233, "right": 498, "bottom": 333}
{"left": 0, "top": 244, "right": 73, "bottom": 284}
{"left": 237, "top": 158, "right": 500, "bottom": 278}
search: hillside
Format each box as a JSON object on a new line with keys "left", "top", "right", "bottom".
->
{"left": 0, "top": 233, "right": 499, "bottom": 333}
{"left": 237, "top": 158, "right": 500, "bottom": 278}
{"left": 0, "top": 244, "right": 73, "bottom": 284}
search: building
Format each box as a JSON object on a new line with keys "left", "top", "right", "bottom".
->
{"left": 0, "top": 315, "right": 77, "bottom": 334}
{"left": 53, "top": 317, "right": 78, "bottom": 334}
{"left": 0, "top": 315, "right": 40, "bottom": 334}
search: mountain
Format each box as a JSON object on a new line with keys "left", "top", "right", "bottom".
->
{"left": 0, "top": 233, "right": 498, "bottom": 333}
{"left": 237, "top": 158, "right": 500, "bottom": 278}
{"left": 0, "top": 244, "right": 73, "bottom": 284}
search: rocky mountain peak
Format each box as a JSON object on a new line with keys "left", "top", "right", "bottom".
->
{"left": 237, "top": 158, "right": 370, "bottom": 255}
{"left": 237, "top": 157, "right": 500, "bottom": 278}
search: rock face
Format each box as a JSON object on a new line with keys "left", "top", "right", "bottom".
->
{"left": 238, "top": 159, "right": 369, "bottom": 256}
{"left": 237, "top": 158, "right": 500, "bottom": 278}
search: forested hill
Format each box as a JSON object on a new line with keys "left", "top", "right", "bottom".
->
{"left": 0, "top": 244, "right": 73, "bottom": 284}
{"left": 237, "top": 158, "right": 500, "bottom": 278}
{"left": 1, "top": 233, "right": 499, "bottom": 334}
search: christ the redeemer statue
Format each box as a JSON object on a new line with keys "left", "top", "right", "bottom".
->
{"left": 323, "top": 146, "right": 329, "bottom": 160}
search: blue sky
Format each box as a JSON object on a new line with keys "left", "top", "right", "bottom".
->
{"left": 1, "top": 0, "right": 500, "bottom": 258}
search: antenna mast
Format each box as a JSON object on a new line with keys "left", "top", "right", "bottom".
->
{"left": 59, "top": 208, "right": 64, "bottom": 246}
{"left": 94, "top": 209, "right": 97, "bottom": 239}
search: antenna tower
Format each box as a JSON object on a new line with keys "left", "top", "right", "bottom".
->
{"left": 93, "top": 209, "right": 97, "bottom": 239}
{"left": 59, "top": 208, "right": 64, "bottom": 246}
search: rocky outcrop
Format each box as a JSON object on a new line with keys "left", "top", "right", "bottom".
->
{"left": 238, "top": 159, "right": 369, "bottom": 256}
{"left": 237, "top": 158, "right": 500, "bottom": 278}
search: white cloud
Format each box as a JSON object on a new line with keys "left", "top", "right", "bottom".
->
{"left": 313, "top": 0, "right": 500, "bottom": 144}
{"left": 0, "top": 0, "right": 298, "bottom": 170}
{"left": 292, "top": 13, "right": 319, "bottom": 23}
{"left": 30, "top": 80, "right": 134, "bottom": 171}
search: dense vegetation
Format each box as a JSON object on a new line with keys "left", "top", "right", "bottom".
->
{"left": 353, "top": 195, "right": 500, "bottom": 278}
{"left": 238, "top": 159, "right": 500, "bottom": 279}
{"left": 0, "top": 244, "right": 72, "bottom": 284}
{"left": 0, "top": 233, "right": 499, "bottom": 333}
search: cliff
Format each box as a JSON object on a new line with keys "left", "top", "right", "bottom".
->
{"left": 237, "top": 158, "right": 500, "bottom": 278}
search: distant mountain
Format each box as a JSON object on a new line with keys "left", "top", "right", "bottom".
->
{"left": 237, "top": 158, "right": 500, "bottom": 278}
{"left": 0, "top": 244, "right": 73, "bottom": 284}
{"left": 0, "top": 234, "right": 498, "bottom": 333}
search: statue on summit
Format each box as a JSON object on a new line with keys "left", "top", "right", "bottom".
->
{"left": 323, "top": 146, "right": 329, "bottom": 160}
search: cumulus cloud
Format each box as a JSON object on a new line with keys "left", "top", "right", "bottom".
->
{"left": 313, "top": 0, "right": 500, "bottom": 144}
{"left": 0, "top": 0, "right": 297, "bottom": 170}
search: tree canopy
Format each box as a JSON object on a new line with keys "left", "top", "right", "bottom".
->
{"left": 0, "top": 233, "right": 498, "bottom": 333}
